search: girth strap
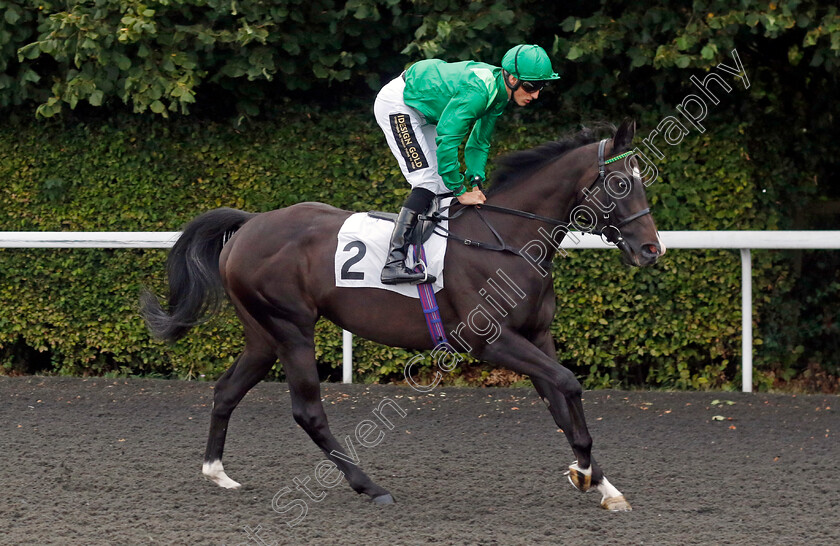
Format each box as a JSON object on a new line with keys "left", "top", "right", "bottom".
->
{"left": 412, "top": 243, "right": 449, "bottom": 346}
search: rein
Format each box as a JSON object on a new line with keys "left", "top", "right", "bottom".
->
{"left": 424, "top": 139, "right": 651, "bottom": 259}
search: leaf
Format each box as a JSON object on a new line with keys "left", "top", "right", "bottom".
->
{"left": 89, "top": 90, "right": 104, "bottom": 106}
{"left": 150, "top": 100, "right": 165, "bottom": 114}
{"left": 567, "top": 45, "right": 583, "bottom": 60}
{"left": 5, "top": 8, "right": 20, "bottom": 25}
{"left": 312, "top": 63, "right": 328, "bottom": 78}
{"left": 19, "top": 43, "right": 42, "bottom": 61}
{"left": 20, "top": 68, "right": 41, "bottom": 84}
{"left": 560, "top": 16, "right": 577, "bottom": 32}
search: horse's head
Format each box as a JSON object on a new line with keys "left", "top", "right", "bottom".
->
{"left": 572, "top": 119, "right": 665, "bottom": 267}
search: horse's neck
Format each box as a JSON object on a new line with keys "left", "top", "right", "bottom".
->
{"left": 486, "top": 155, "right": 589, "bottom": 236}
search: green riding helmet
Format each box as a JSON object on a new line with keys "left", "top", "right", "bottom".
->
{"left": 501, "top": 44, "right": 560, "bottom": 81}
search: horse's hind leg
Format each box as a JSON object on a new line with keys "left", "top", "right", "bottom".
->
{"left": 279, "top": 326, "right": 394, "bottom": 504}
{"left": 203, "top": 340, "right": 277, "bottom": 489}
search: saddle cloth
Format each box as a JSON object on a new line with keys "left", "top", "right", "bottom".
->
{"left": 334, "top": 200, "right": 451, "bottom": 298}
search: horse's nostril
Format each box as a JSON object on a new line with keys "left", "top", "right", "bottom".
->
{"left": 642, "top": 243, "right": 660, "bottom": 257}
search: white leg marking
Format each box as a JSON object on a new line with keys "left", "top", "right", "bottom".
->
{"left": 596, "top": 476, "right": 622, "bottom": 503}
{"left": 202, "top": 460, "right": 242, "bottom": 489}
{"left": 569, "top": 460, "right": 591, "bottom": 476}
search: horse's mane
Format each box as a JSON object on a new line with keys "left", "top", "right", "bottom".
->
{"left": 486, "top": 123, "right": 616, "bottom": 196}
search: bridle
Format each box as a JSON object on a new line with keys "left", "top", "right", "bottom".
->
{"left": 425, "top": 139, "right": 652, "bottom": 260}
{"left": 587, "top": 139, "right": 651, "bottom": 254}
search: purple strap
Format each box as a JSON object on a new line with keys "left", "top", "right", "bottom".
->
{"left": 413, "top": 243, "right": 449, "bottom": 347}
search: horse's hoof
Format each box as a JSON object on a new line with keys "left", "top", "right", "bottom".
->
{"left": 566, "top": 465, "right": 592, "bottom": 492}
{"left": 601, "top": 495, "right": 632, "bottom": 511}
{"left": 372, "top": 494, "right": 395, "bottom": 505}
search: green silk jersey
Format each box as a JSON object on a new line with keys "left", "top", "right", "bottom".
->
{"left": 402, "top": 59, "right": 509, "bottom": 195}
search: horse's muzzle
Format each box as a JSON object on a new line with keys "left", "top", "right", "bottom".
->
{"left": 620, "top": 240, "right": 662, "bottom": 267}
{"left": 637, "top": 241, "right": 663, "bottom": 266}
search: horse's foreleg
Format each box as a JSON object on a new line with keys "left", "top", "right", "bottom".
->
{"left": 481, "top": 330, "right": 630, "bottom": 511}
{"left": 528, "top": 332, "right": 631, "bottom": 511}
{"left": 203, "top": 343, "right": 277, "bottom": 489}
{"left": 282, "top": 336, "right": 394, "bottom": 504}
{"left": 531, "top": 378, "right": 593, "bottom": 474}
{"left": 531, "top": 376, "right": 629, "bottom": 510}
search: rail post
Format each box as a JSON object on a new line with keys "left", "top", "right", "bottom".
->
{"left": 740, "top": 249, "right": 753, "bottom": 392}
{"left": 342, "top": 329, "right": 353, "bottom": 384}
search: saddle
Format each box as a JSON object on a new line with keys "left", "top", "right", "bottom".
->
{"left": 366, "top": 196, "right": 445, "bottom": 246}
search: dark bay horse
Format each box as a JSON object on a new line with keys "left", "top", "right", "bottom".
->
{"left": 141, "top": 120, "right": 663, "bottom": 512}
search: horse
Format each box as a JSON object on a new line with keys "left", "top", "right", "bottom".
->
{"left": 141, "top": 119, "right": 664, "bottom": 512}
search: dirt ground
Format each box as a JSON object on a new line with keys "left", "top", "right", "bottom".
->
{"left": 1, "top": 376, "right": 837, "bottom": 545}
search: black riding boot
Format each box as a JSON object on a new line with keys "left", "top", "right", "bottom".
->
{"left": 380, "top": 207, "right": 437, "bottom": 285}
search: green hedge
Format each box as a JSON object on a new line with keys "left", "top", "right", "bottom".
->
{"left": 0, "top": 108, "right": 817, "bottom": 390}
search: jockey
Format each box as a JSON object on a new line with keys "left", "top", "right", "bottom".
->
{"left": 374, "top": 44, "right": 560, "bottom": 285}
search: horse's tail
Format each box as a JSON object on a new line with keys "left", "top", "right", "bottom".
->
{"left": 140, "top": 207, "right": 257, "bottom": 342}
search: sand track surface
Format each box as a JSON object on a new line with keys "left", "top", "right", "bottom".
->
{"left": 1, "top": 377, "right": 837, "bottom": 545}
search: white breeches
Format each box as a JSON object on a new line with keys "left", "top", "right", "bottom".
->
{"left": 373, "top": 76, "right": 448, "bottom": 194}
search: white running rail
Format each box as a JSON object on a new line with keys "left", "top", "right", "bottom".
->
{"left": 2, "top": 230, "right": 838, "bottom": 392}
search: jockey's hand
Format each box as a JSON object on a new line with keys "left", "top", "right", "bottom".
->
{"left": 457, "top": 187, "right": 486, "bottom": 205}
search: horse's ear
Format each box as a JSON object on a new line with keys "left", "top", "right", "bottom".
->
{"left": 613, "top": 118, "right": 636, "bottom": 152}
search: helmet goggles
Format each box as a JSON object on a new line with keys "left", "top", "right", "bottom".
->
{"left": 520, "top": 80, "right": 548, "bottom": 93}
